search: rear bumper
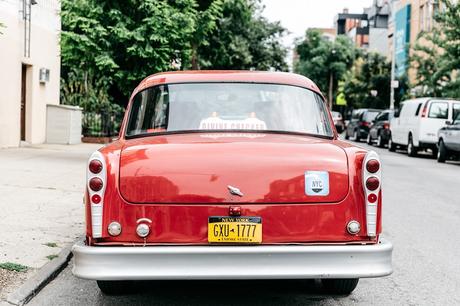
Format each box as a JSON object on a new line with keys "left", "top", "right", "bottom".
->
{"left": 72, "top": 239, "right": 393, "bottom": 280}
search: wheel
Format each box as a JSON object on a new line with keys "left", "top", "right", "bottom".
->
{"left": 437, "top": 139, "right": 447, "bottom": 163}
{"left": 377, "top": 134, "right": 384, "bottom": 148}
{"left": 344, "top": 132, "right": 349, "bottom": 140}
{"left": 367, "top": 134, "right": 373, "bottom": 145}
{"left": 407, "top": 135, "right": 417, "bottom": 157}
{"left": 322, "top": 278, "right": 359, "bottom": 295}
{"left": 97, "top": 281, "right": 132, "bottom": 295}
{"left": 388, "top": 135, "right": 396, "bottom": 152}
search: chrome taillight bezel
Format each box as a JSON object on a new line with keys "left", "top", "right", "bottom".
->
{"left": 362, "top": 151, "right": 381, "bottom": 237}
{"left": 87, "top": 151, "right": 106, "bottom": 238}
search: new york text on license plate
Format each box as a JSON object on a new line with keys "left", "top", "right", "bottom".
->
{"left": 208, "top": 217, "right": 262, "bottom": 243}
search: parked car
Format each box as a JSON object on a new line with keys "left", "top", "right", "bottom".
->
{"left": 367, "top": 110, "right": 394, "bottom": 147}
{"left": 345, "top": 109, "right": 383, "bottom": 141}
{"left": 72, "top": 71, "right": 392, "bottom": 296}
{"left": 388, "top": 98, "right": 460, "bottom": 157}
{"left": 331, "top": 111, "right": 345, "bottom": 133}
{"left": 437, "top": 111, "right": 460, "bottom": 162}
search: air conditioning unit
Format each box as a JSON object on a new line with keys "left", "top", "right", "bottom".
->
{"left": 39, "top": 68, "right": 50, "bottom": 84}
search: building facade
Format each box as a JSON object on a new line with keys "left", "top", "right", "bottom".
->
{"left": 389, "top": 0, "right": 448, "bottom": 82}
{"left": 335, "top": 1, "right": 391, "bottom": 57}
{"left": 0, "top": 0, "right": 61, "bottom": 148}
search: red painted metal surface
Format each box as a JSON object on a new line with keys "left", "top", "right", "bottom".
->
{"left": 84, "top": 71, "right": 382, "bottom": 246}
{"left": 119, "top": 133, "right": 349, "bottom": 204}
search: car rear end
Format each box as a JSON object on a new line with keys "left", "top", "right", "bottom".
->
{"left": 358, "top": 109, "right": 382, "bottom": 139}
{"left": 418, "top": 100, "right": 459, "bottom": 150}
{"left": 72, "top": 72, "right": 392, "bottom": 295}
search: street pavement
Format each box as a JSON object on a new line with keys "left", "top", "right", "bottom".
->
{"left": 27, "top": 142, "right": 460, "bottom": 306}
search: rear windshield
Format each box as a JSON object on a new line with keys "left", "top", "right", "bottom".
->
{"left": 126, "top": 83, "right": 333, "bottom": 138}
{"left": 363, "top": 111, "right": 380, "bottom": 122}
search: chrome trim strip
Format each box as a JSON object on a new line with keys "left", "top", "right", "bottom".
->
{"left": 72, "top": 239, "right": 393, "bottom": 280}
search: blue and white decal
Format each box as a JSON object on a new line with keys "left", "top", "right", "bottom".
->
{"left": 305, "top": 171, "right": 329, "bottom": 196}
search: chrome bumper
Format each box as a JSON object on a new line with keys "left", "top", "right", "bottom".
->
{"left": 72, "top": 239, "right": 393, "bottom": 280}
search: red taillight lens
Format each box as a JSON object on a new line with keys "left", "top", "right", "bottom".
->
{"left": 383, "top": 123, "right": 390, "bottom": 130}
{"left": 89, "top": 160, "right": 103, "bottom": 174}
{"left": 366, "top": 159, "right": 380, "bottom": 173}
{"left": 89, "top": 177, "right": 103, "bottom": 191}
{"left": 366, "top": 177, "right": 380, "bottom": 191}
{"left": 91, "top": 194, "right": 101, "bottom": 204}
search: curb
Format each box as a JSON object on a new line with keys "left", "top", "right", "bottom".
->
{"left": 6, "top": 240, "right": 78, "bottom": 306}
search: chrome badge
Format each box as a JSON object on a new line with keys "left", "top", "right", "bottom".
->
{"left": 227, "top": 185, "right": 244, "bottom": 197}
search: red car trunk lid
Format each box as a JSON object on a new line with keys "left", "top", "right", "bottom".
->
{"left": 119, "top": 133, "right": 349, "bottom": 204}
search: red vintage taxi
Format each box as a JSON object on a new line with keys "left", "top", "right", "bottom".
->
{"left": 72, "top": 71, "right": 393, "bottom": 295}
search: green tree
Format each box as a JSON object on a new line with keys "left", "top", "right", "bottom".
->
{"left": 295, "top": 30, "right": 355, "bottom": 108}
{"left": 198, "top": 0, "right": 288, "bottom": 71}
{"left": 61, "top": 0, "right": 198, "bottom": 108}
{"left": 410, "top": 32, "right": 450, "bottom": 97}
{"left": 408, "top": 1, "right": 460, "bottom": 98}
{"left": 343, "top": 52, "right": 391, "bottom": 109}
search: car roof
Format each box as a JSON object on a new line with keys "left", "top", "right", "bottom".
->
{"left": 130, "top": 70, "right": 323, "bottom": 99}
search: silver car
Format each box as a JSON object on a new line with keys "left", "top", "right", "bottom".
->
{"left": 437, "top": 111, "right": 460, "bottom": 162}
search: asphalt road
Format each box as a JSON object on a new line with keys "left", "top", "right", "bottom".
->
{"left": 28, "top": 142, "right": 460, "bottom": 306}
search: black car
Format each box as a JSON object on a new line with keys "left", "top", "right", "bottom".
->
{"left": 345, "top": 109, "right": 383, "bottom": 141}
{"left": 367, "top": 110, "right": 394, "bottom": 147}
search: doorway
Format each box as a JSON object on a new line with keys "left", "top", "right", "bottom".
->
{"left": 20, "top": 64, "right": 27, "bottom": 141}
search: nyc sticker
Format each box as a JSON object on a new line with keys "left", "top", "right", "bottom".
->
{"left": 305, "top": 171, "right": 329, "bottom": 196}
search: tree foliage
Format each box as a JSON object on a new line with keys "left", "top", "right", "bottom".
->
{"left": 410, "top": 0, "right": 460, "bottom": 98}
{"left": 198, "top": 0, "right": 288, "bottom": 70}
{"left": 60, "top": 0, "right": 288, "bottom": 110}
{"left": 294, "top": 30, "right": 355, "bottom": 106}
{"left": 343, "top": 52, "right": 392, "bottom": 109}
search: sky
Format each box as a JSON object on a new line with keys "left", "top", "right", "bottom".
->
{"left": 261, "top": 0, "right": 374, "bottom": 46}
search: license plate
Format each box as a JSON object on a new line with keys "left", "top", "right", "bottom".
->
{"left": 208, "top": 216, "right": 262, "bottom": 244}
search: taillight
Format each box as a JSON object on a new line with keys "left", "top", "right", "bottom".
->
{"left": 366, "top": 159, "right": 380, "bottom": 173}
{"left": 366, "top": 177, "right": 380, "bottom": 190}
{"left": 421, "top": 101, "right": 429, "bottom": 117}
{"left": 87, "top": 152, "right": 106, "bottom": 238}
{"left": 383, "top": 123, "right": 390, "bottom": 130}
{"left": 89, "top": 177, "right": 103, "bottom": 191}
{"left": 89, "top": 160, "right": 103, "bottom": 174}
{"left": 363, "top": 151, "right": 382, "bottom": 237}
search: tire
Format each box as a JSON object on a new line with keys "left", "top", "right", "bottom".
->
{"left": 97, "top": 281, "right": 132, "bottom": 295}
{"left": 345, "top": 132, "right": 349, "bottom": 140}
{"left": 322, "top": 278, "right": 359, "bottom": 295}
{"left": 407, "top": 135, "right": 418, "bottom": 157}
{"left": 367, "top": 134, "right": 373, "bottom": 145}
{"left": 377, "top": 134, "right": 384, "bottom": 148}
{"left": 437, "top": 139, "right": 447, "bottom": 163}
{"left": 388, "top": 135, "right": 396, "bottom": 152}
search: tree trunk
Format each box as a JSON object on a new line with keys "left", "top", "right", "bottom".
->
{"left": 191, "top": 43, "right": 199, "bottom": 70}
{"left": 328, "top": 72, "right": 333, "bottom": 109}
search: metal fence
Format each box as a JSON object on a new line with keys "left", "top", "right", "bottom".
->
{"left": 82, "top": 109, "right": 125, "bottom": 138}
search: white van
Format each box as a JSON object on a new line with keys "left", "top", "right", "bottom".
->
{"left": 389, "top": 98, "right": 460, "bottom": 157}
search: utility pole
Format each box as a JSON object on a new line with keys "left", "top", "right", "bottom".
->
{"left": 389, "top": 0, "right": 398, "bottom": 110}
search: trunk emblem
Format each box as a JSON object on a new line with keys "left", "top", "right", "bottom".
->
{"left": 305, "top": 171, "right": 330, "bottom": 196}
{"left": 227, "top": 185, "right": 244, "bottom": 197}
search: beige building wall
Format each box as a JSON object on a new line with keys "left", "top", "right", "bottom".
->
{"left": 389, "top": 0, "right": 444, "bottom": 84}
{"left": 0, "top": 0, "right": 61, "bottom": 148}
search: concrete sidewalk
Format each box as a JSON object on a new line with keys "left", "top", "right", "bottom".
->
{"left": 0, "top": 143, "right": 101, "bottom": 300}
